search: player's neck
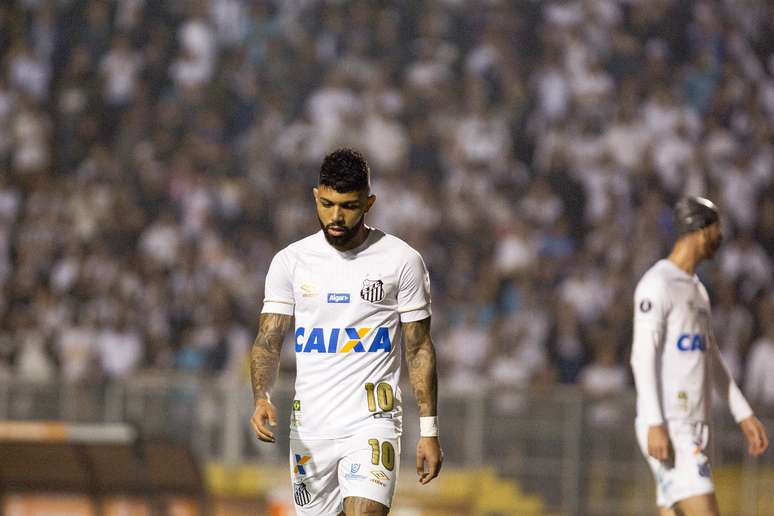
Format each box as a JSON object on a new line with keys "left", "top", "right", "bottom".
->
{"left": 331, "top": 226, "right": 370, "bottom": 252}
{"left": 667, "top": 241, "right": 702, "bottom": 275}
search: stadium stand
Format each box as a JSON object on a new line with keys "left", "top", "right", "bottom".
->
{"left": 1, "top": 1, "right": 774, "bottom": 514}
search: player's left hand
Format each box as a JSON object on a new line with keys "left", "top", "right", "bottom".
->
{"left": 251, "top": 398, "right": 278, "bottom": 443}
{"left": 740, "top": 415, "right": 769, "bottom": 457}
{"left": 416, "top": 436, "right": 443, "bottom": 485}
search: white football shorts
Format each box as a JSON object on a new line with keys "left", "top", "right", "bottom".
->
{"left": 289, "top": 431, "right": 400, "bottom": 515}
{"left": 635, "top": 419, "right": 714, "bottom": 508}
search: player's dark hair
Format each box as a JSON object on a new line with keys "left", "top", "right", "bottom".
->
{"left": 319, "top": 148, "right": 371, "bottom": 193}
{"left": 674, "top": 196, "right": 719, "bottom": 236}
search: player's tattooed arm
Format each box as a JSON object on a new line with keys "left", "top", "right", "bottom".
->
{"left": 402, "top": 317, "right": 438, "bottom": 416}
{"left": 250, "top": 313, "right": 293, "bottom": 402}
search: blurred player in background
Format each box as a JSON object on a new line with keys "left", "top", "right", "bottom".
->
{"left": 631, "top": 197, "right": 769, "bottom": 516}
{"left": 250, "top": 148, "right": 442, "bottom": 515}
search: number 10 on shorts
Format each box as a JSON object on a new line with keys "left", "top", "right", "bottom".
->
{"left": 368, "top": 438, "right": 395, "bottom": 471}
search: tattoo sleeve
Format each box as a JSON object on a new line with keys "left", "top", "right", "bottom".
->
{"left": 251, "top": 313, "right": 293, "bottom": 403}
{"left": 401, "top": 317, "right": 438, "bottom": 417}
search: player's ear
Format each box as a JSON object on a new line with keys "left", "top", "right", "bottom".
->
{"left": 313, "top": 187, "right": 319, "bottom": 203}
{"left": 365, "top": 194, "right": 376, "bottom": 212}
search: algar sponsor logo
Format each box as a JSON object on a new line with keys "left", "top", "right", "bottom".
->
{"left": 295, "top": 327, "right": 392, "bottom": 353}
{"left": 327, "top": 293, "right": 350, "bottom": 304}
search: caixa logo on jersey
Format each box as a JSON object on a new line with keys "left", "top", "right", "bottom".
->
{"left": 295, "top": 327, "right": 392, "bottom": 353}
{"left": 676, "top": 334, "right": 706, "bottom": 352}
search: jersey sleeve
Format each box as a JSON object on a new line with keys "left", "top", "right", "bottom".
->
{"left": 709, "top": 331, "right": 754, "bottom": 423}
{"left": 397, "top": 249, "right": 432, "bottom": 323}
{"left": 261, "top": 250, "right": 295, "bottom": 316}
{"left": 630, "top": 275, "right": 669, "bottom": 425}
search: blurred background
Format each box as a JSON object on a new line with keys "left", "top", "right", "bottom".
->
{"left": 1, "top": 0, "right": 774, "bottom": 515}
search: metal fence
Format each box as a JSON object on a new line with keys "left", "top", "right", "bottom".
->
{"left": 1, "top": 375, "right": 772, "bottom": 516}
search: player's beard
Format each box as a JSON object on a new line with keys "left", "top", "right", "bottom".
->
{"left": 706, "top": 234, "right": 722, "bottom": 258}
{"left": 703, "top": 230, "right": 722, "bottom": 259}
{"left": 319, "top": 214, "right": 365, "bottom": 248}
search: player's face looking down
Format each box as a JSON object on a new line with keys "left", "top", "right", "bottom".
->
{"left": 314, "top": 185, "right": 375, "bottom": 249}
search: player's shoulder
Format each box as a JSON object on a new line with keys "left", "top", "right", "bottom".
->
{"left": 635, "top": 260, "right": 674, "bottom": 295}
{"left": 639, "top": 259, "right": 680, "bottom": 283}
{"left": 277, "top": 231, "right": 326, "bottom": 257}
{"left": 375, "top": 229, "right": 416, "bottom": 252}
{"left": 371, "top": 229, "right": 425, "bottom": 262}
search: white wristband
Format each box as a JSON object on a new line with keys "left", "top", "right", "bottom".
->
{"left": 420, "top": 416, "right": 439, "bottom": 437}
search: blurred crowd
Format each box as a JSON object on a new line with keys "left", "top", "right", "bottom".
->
{"left": 1, "top": 0, "right": 774, "bottom": 416}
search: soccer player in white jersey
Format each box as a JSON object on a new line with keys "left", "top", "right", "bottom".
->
{"left": 250, "top": 149, "right": 443, "bottom": 515}
{"left": 631, "top": 196, "right": 769, "bottom": 516}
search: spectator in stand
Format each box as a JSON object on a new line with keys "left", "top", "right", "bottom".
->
{"left": 745, "top": 320, "right": 774, "bottom": 416}
{"left": 579, "top": 343, "right": 628, "bottom": 429}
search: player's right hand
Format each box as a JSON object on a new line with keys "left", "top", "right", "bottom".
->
{"left": 740, "top": 415, "right": 769, "bottom": 457}
{"left": 647, "top": 424, "right": 673, "bottom": 464}
{"left": 251, "top": 398, "right": 278, "bottom": 443}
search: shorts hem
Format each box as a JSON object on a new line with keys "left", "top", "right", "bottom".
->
{"left": 341, "top": 493, "right": 392, "bottom": 509}
{"left": 661, "top": 486, "right": 715, "bottom": 508}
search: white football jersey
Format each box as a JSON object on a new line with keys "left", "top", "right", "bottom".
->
{"left": 262, "top": 228, "right": 432, "bottom": 439}
{"left": 631, "top": 259, "right": 752, "bottom": 425}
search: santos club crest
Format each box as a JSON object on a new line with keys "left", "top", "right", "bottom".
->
{"left": 294, "top": 481, "right": 311, "bottom": 506}
{"left": 360, "top": 278, "right": 385, "bottom": 303}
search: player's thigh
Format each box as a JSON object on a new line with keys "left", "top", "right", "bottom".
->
{"left": 289, "top": 438, "right": 342, "bottom": 515}
{"left": 669, "top": 423, "right": 715, "bottom": 512}
{"left": 342, "top": 496, "right": 390, "bottom": 515}
{"left": 637, "top": 421, "right": 715, "bottom": 509}
{"left": 674, "top": 492, "right": 720, "bottom": 516}
{"left": 636, "top": 421, "right": 672, "bottom": 508}
{"left": 338, "top": 433, "right": 400, "bottom": 509}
